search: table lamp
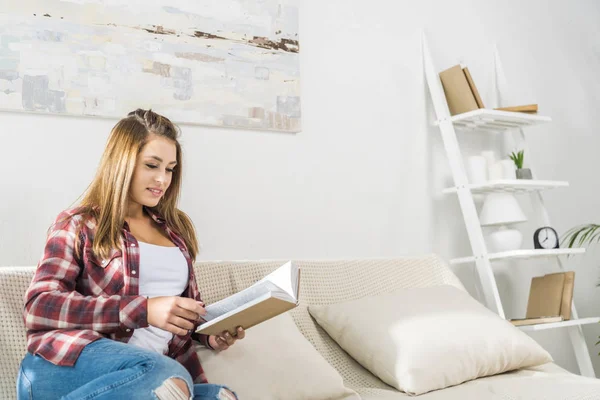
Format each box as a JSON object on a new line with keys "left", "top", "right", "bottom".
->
{"left": 479, "top": 192, "right": 527, "bottom": 252}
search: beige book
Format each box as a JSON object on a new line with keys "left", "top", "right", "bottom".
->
{"left": 462, "top": 67, "right": 485, "bottom": 109}
{"left": 559, "top": 271, "right": 575, "bottom": 320}
{"left": 510, "top": 316, "right": 563, "bottom": 327}
{"left": 526, "top": 273, "right": 565, "bottom": 318}
{"left": 196, "top": 261, "right": 300, "bottom": 336}
{"left": 439, "top": 65, "right": 479, "bottom": 116}
{"left": 494, "top": 104, "right": 538, "bottom": 113}
{"left": 197, "top": 295, "right": 298, "bottom": 336}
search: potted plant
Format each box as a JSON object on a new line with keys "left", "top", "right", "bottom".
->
{"left": 563, "top": 224, "right": 600, "bottom": 287}
{"left": 508, "top": 150, "right": 532, "bottom": 179}
{"left": 563, "top": 224, "right": 600, "bottom": 249}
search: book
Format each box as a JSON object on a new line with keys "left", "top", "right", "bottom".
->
{"left": 526, "top": 273, "right": 565, "bottom": 318}
{"left": 439, "top": 65, "right": 480, "bottom": 116}
{"left": 559, "top": 271, "right": 575, "bottom": 320}
{"left": 494, "top": 104, "right": 538, "bottom": 113}
{"left": 510, "top": 316, "right": 563, "bottom": 327}
{"left": 196, "top": 261, "right": 300, "bottom": 336}
{"left": 463, "top": 67, "right": 485, "bottom": 109}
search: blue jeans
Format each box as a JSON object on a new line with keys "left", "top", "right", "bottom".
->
{"left": 17, "top": 338, "right": 236, "bottom": 400}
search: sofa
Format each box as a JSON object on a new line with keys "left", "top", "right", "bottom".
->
{"left": 3, "top": 255, "right": 600, "bottom": 399}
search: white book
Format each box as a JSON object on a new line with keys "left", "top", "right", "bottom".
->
{"left": 196, "top": 261, "right": 300, "bottom": 336}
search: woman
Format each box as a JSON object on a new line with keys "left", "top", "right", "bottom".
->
{"left": 18, "top": 109, "right": 242, "bottom": 400}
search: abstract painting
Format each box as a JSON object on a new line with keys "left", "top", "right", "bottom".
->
{"left": 0, "top": 1, "right": 301, "bottom": 132}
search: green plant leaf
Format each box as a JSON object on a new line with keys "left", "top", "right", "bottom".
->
{"left": 508, "top": 150, "right": 525, "bottom": 169}
{"left": 561, "top": 224, "right": 597, "bottom": 248}
{"left": 562, "top": 224, "right": 600, "bottom": 258}
{"left": 581, "top": 226, "right": 600, "bottom": 245}
{"left": 580, "top": 226, "right": 597, "bottom": 245}
{"left": 588, "top": 230, "right": 600, "bottom": 244}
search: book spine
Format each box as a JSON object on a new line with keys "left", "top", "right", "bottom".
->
{"left": 560, "top": 272, "right": 575, "bottom": 320}
{"left": 494, "top": 104, "right": 538, "bottom": 113}
{"left": 510, "top": 316, "right": 563, "bottom": 326}
{"left": 462, "top": 67, "right": 485, "bottom": 109}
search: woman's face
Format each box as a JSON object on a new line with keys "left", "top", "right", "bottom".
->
{"left": 129, "top": 134, "right": 177, "bottom": 209}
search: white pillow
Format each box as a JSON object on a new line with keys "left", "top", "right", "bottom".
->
{"left": 308, "top": 285, "right": 552, "bottom": 396}
{"left": 196, "top": 313, "right": 359, "bottom": 400}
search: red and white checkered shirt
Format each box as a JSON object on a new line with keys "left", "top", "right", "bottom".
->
{"left": 23, "top": 206, "right": 210, "bottom": 383}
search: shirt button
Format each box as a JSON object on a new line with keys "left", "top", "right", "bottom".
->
{"left": 131, "top": 270, "right": 137, "bottom": 275}
{"left": 130, "top": 243, "right": 136, "bottom": 247}
{"left": 101, "top": 260, "right": 108, "bottom": 266}
{"left": 126, "top": 328, "right": 131, "bottom": 332}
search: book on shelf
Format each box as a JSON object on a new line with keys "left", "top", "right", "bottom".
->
{"left": 510, "top": 316, "right": 563, "bottom": 327}
{"left": 196, "top": 261, "right": 300, "bottom": 336}
{"left": 462, "top": 67, "right": 485, "bottom": 109}
{"left": 494, "top": 104, "right": 538, "bottom": 114}
{"left": 525, "top": 271, "right": 575, "bottom": 321}
{"left": 439, "top": 64, "right": 484, "bottom": 116}
{"left": 560, "top": 271, "right": 575, "bottom": 320}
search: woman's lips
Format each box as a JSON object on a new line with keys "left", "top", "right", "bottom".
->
{"left": 148, "top": 188, "right": 163, "bottom": 197}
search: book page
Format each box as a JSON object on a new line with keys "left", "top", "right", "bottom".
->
{"left": 261, "top": 261, "right": 298, "bottom": 300}
{"left": 204, "top": 280, "right": 280, "bottom": 321}
{"left": 200, "top": 292, "right": 273, "bottom": 330}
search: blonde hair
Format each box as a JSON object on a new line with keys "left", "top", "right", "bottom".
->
{"left": 67, "top": 109, "right": 198, "bottom": 261}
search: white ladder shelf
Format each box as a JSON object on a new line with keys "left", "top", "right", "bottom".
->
{"left": 422, "top": 33, "right": 596, "bottom": 378}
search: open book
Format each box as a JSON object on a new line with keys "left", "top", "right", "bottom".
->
{"left": 196, "top": 261, "right": 300, "bottom": 336}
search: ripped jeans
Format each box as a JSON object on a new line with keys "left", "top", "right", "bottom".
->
{"left": 17, "top": 338, "right": 237, "bottom": 400}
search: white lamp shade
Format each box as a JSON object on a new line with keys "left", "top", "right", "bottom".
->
{"left": 479, "top": 193, "right": 527, "bottom": 226}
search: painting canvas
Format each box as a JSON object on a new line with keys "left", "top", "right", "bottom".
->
{"left": 0, "top": 0, "right": 301, "bottom": 132}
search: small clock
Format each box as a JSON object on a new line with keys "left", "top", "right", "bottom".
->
{"left": 533, "top": 226, "right": 559, "bottom": 249}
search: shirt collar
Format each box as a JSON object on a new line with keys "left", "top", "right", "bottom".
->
{"left": 143, "top": 206, "right": 167, "bottom": 225}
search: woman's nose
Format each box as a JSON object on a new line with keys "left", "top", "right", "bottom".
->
{"left": 155, "top": 173, "right": 166, "bottom": 185}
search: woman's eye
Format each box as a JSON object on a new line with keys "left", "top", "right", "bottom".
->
{"left": 146, "top": 164, "right": 158, "bottom": 169}
{"left": 166, "top": 168, "right": 174, "bottom": 173}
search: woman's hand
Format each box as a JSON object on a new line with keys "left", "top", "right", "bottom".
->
{"left": 209, "top": 327, "right": 245, "bottom": 351}
{"left": 147, "top": 296, "right": 206, "bottom": 336}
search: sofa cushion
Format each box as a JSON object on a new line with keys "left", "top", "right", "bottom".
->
{"left": 199, "top": 257, "right": 467, "bottom": 392}
{"left": 196, "top": 312, "right": 359, "bottom": 400}
{"left": 308, "top": 284, "right": 553, "bottom": 395}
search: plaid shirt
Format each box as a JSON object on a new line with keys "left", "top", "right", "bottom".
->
{"left": 23, "top": 207, "right": 210, "bottom": 383}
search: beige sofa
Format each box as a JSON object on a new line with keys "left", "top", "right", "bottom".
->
{"left": 3, "top": 255, "right": 600, "bottom": 399}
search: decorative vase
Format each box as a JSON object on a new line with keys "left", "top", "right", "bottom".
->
{"left": 466, "top": 155, "right": 487, "bottom": 184}
{"left": 516, "top": 168, "right": 532, "bottom": 179}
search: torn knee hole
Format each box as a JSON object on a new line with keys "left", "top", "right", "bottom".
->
{"left": 219, "top": 388, "right": 237, "bottom": 400}
{"left": 154, "top": 377, "right": 191, "bottom": 400}
{"left": 170, "top": 378, "right": 190, "bottom": 396}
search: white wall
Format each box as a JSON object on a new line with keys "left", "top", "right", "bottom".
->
{"left": 2, "top": 0, "right": 600, "bottom": 376}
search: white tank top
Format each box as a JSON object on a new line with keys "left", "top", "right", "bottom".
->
{"left": 127, "top": 241, "right": 189, "bottom": 355}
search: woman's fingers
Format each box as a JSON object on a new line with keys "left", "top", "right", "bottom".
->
{"left": 175, "top": 297, "right": 206, "bottom": 321}
{"left": 147, "top": 296, "right": 205, "bottom": 333}
{"left": 215, "top": 336, "right": 229, "bottom": 349}
{"left": 235, "top": 327, "right": 245, "bottom": 339}
{"left": 221, "top": 331, "right": 236, "bottom": 346}
{"left": 166, "top": 323, "right": 190, "bottom": 336}
{"left": 174, "top": 305, "right": 201, "bottom": 322}
{"left": 169, "top": 315, "right": 195, "bottom": 331}
{"left": 216, "top": 327, "right": 245, "bottom": 350}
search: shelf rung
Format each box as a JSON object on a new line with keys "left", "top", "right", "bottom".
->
{"left": 435, "top": 109, "right": 552, "bottom": 132}
{"left": 442, "top": 179, "right": 569, "bottom": 195}
{"left": 516, "top": 317, "right": 600, "bottom": 332}
{"left": 450, "top": 248, "right": 586, "bottom": 265}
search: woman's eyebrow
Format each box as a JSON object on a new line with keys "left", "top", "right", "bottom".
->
{"left": 147, "top": 155, "right": 177, "bottom": 165}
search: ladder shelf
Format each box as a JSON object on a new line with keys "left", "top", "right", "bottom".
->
{"left": 422, "top": 32, "right": 597, "bottom": 378}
